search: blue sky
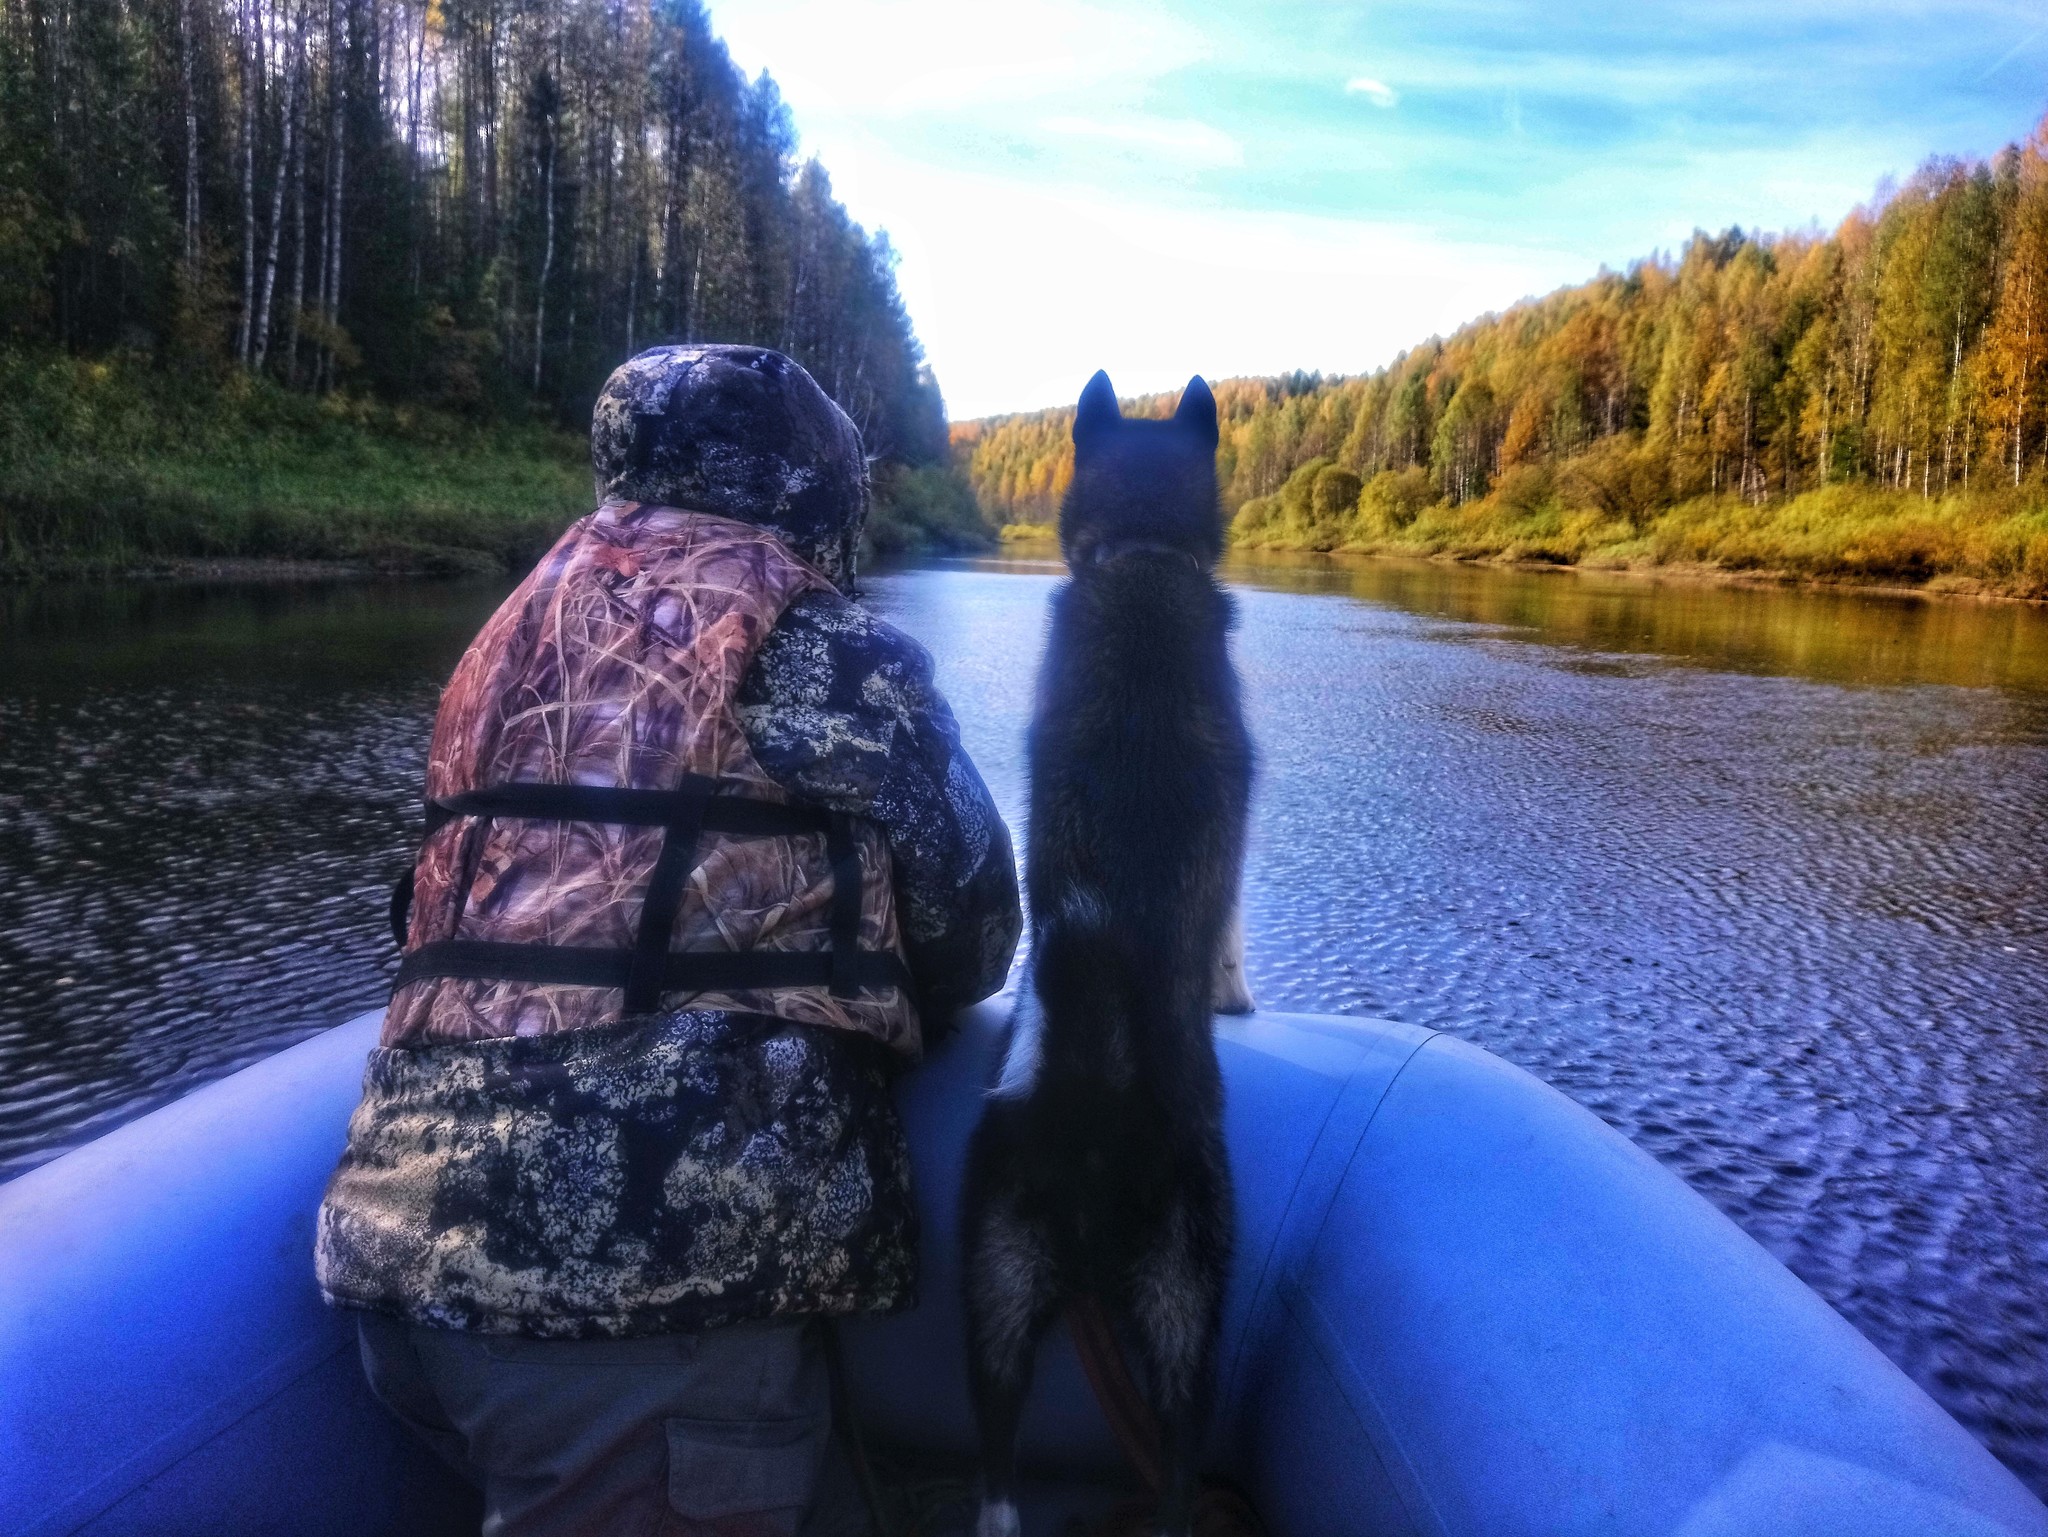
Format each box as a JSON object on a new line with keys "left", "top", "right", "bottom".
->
{"left": 716, "top": 1, "right": 2048, "bottom": 418}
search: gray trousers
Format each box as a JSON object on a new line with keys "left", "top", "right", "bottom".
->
{"left": 358, "top": 1313, "right": 864, "bottom": 1537}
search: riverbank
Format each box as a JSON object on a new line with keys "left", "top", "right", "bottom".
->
{"left": 1003, "top": 485, "right": 2048, "bottom": 603}
{"left": 0, "top": 352, "right": 591, "bottom": 579}
{"left": 1226, "top": 470, "right": 2048, "bottom": 602}
{"left": 1003, "top": 534, "right": 2048, "bottom": 610}
{"left": 0, "top": 353, "right": 993, "bottom": 581}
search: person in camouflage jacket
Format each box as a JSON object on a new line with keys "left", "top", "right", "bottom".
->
{"left": 315, "top": 344, "right": 1020, "bottom": 1536}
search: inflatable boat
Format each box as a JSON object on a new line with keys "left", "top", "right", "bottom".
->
{"left": 3, "top": 1001, "right": 2044, "bottom": 1537}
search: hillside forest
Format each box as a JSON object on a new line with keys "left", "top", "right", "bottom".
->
{"left": 963, "top": 116, "right": 2048, "bottom": 598}
{"left": 0, "top": 0, "right": 987, "bottom": 575}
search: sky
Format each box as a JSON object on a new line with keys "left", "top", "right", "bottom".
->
{"left": 715, "top": 1, "right": 2048, "bottom": 419}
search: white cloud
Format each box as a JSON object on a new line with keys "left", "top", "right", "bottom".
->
{"left": 1345, "top": 76, "right": 1400, "bottom": 108}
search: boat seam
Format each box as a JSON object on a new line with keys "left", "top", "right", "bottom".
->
{"left": 1218, "top": 1024, "right": 1439, "bottom": 1420}
{"left": 1280, "top": 1281, "right": 1453, "bottom": 1537}
{"left": 1298, "top": 1031, "right": 1439, "bottom": 1269}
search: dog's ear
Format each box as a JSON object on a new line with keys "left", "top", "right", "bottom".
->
{"left": 1174, "top": 376, "right": 1219, "bottom": 450}
{"left": 1074, "top": 370, "right": 1121, "bottom": 454}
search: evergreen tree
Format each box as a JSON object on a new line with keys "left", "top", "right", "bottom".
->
{"left": 0, "top": 0, "right": 948, "bottom": 463}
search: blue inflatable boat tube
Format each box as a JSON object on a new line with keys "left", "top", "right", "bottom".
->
{"left": 2, "top": 1002, "right": 2043, "bottom": 1537}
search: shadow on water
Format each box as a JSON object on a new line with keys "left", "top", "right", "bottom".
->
{"left": 0, "top": 578, "right": 509, "bottom": 692}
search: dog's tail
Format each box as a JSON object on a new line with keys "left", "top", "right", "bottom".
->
{"left": 1032, "top": 880, "right": 1136, "bottom": 1027}
{"left": 988, "top": 884, "right": 1121, "bottom": 1102}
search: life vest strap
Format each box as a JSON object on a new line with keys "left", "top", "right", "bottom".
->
{"left": 389, "top": 779, "right": 910, "bottom": 1010}
{"left": 392, "top": 939, "right": 914, "bottom": 998}
{"left": 422, "top": 782, "right": 834, "bottom": 839}
{"left": 826, "top": 813, "right": 863, "bottom": 1000}
{"left": 625, "top": 790, "right": 707, "bottom": 1014}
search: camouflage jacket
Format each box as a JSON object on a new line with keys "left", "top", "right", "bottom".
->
{"left": 315, "top": 587, "right": 1021, "bottom": 1337}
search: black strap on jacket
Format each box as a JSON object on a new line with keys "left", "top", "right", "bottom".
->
{"left": 387, "top": 778, "right": 909, "bottom": 1011}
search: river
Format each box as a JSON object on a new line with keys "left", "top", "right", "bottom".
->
{"left": 1, "top": 554, "right": 2044, "bottom": 1493}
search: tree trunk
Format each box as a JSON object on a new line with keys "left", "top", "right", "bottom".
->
{"left": 653, "top": 171, "right": 673, "bottom": 324}
{"left": 286, "top": 24, "right": 309, "bottom": 387}
{"left": 1942, "top": 306, "right": 1962, "bottom": 494}
{"left": 1741, "top": 387, "right": 1753, "bottom": 501}
{"left": 312, "top": 19, "right": 329, "bottom": 357}
{"left": 2015, "top": 267, "right": 2034, "bottom": 488}
{"left": 320, "top": 0, "right": 345, "bottom": 389}
{"left": 626, "top": 242, "right": 639, "bottom": 356}
{"left": 253, "top": 3, "right": 301, "bottom": 373}
{"left": 1826, "top": 377, "right": 1843, "bottom": 487}
{"left": 180, "top": 0, "right": 199, "bottom": 284}
{"left": 407, "top": 0, "right": 424, "bottom": 295}
{"left": 237, "top": 0, "right": 257, "bottom": 364}
{"left": 532, "top": 117, "right": 555, "bottom": 391}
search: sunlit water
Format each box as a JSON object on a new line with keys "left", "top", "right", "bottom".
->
{"left": 2, "top": 556, "right": 2044, "bottom": 1492}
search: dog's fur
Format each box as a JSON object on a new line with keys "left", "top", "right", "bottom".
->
{"left": 961, "top": 372, "right": 1254, "bottom": 1537}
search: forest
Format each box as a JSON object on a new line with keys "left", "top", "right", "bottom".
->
{"left": 963, "top": 117, "right": 2048, "bottom": 598}
{"left": 0, "top": 0, "right": 989, "bottom": 575}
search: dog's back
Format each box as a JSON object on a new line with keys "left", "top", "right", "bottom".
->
{"left": 963, "top": 373, "right": 1252, "bottom": 1537}
{"left": 1021, "top": 546, "right": 1247, "bottom": 1241}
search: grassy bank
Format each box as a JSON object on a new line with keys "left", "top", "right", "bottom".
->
{"left": 0, "top": 351, "right": 591, "bottom": 578}
{"left": 865, "top": 461, "right": 1002, "bottom": 558}
{"left": 1224, "top": 460, "right": 2048, "bottom": 600}
{"left": 0, "top": 352, "right": 992, "bottom": 580}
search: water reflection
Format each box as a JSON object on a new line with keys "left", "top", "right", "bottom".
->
{"left": 0, "top": 578, "right": 507, "bottom": 692}
{"left": 1261, "top": 556, "right": 2048, "bottom": 692}
{"left": 978, "top": 545, "right": 2048, "bottom": 692}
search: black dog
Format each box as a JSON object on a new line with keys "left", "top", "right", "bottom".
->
{"left": 961, "top": 372, "right": 1254, "bottom": 1537}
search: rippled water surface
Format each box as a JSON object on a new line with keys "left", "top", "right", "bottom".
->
{"left": 2, "top": 557, "right": 2045, "bottom": 1492}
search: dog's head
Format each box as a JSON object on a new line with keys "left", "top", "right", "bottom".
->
{"left": 1059, "top": 371, "right": 1222, "bottom": 571}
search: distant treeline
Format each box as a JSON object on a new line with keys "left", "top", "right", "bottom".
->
{"left": 0, "top": 0, "right": 957, "bottom": 467}
{"left": 963, "top": 117, "right": 2048, "bottom": 597}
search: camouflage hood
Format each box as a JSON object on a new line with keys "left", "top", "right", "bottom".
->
{"left": 591, "top": 345, "right": 869, "bottom": 590}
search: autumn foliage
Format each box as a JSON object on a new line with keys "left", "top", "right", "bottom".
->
{"left": 965, "top": 118, "right": 2048, "bottom": 598}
